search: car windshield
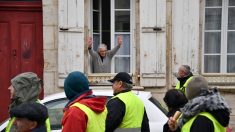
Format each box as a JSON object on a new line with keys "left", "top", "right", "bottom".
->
{"left": 44, "top": 95, "right": 167, "bottom": 131}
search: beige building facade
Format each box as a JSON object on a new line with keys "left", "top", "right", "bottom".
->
{"left": 42, "top": 0, "right": 235, "bottom": 128}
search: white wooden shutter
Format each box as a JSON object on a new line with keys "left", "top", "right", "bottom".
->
{"left": 139, "top": 0, "right": 166, "bottom": 87}
{"left": 171, "top": 0, "right": 199, "bottom": 85}
{"left": 58, "top": 0, "right": 85, "bottom": 86}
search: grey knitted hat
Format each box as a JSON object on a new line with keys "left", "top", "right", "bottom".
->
{"left": 185, "top": 75, "right": 208, "bottom": 100}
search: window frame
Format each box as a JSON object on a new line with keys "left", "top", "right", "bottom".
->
{"left": 202, "top": 0, "right": 235, "bottom": 73}
{"left": 111, "top": 0, "right": 135, "bottom": 73}
{"left": 91, "top": 0, "right": 102, "bottom": 52}
{"left": 89, "top": 0, "right": 136, "bottom": 74}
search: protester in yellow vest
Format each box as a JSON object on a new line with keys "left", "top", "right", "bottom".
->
{"left": 175, "top": 65, "right": 193, "bottom": 95}
{"left": 9, "top": 102, "right": 49, "bottom": 132}
{"left": 106, "top": 72, "right": 150, "bottom": 132}
{"left": 61, "top": 71, "right": 107, "bottom": 132}
{"left": 6, "top": 72, "right": 51, "bottom": 132}
{"left": 168, "top": 75, "right": 231, "bottom": 132}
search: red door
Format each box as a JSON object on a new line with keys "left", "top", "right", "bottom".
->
{"left": 0, "top": 1, "right": 43, "bottom": 122}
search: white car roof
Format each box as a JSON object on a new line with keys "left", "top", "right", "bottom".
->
{"left": 41, "top": 90, "right": 152, "bottom": 103}
{"left": 1, "top": 90, "right": 167, "bottom": 132}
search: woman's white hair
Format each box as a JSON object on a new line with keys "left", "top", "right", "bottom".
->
{"left": 98, "top": 43, "right": 107, "bottom": 50}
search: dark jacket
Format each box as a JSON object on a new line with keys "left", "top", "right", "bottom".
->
{"left": 32, "top": 125, "right": 47, "bottom": 132}
{"left": 105, "top": 91, "right": 150, "bottom": 132}
{"left": 163, "top": 108, "right": 181, "bottom": 132}
{"left": 189, "top": 109, "right": 230, "bottom": 132}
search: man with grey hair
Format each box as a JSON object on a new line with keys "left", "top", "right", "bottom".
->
{"left": 87, "top": 36, "right": 122, "bottom": 73}
{"left": 175, "top": 65, "right": 193, "bottom": 95}
{"left": 168, "top": 75, "right": 231, "bottom": 132}
{"left": 106, "top": 72, "right": 150, "bottom": 132}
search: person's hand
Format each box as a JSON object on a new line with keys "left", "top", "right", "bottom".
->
{"left": 168, "top": 117, "right": 178, "bottom": 131}
{"left": 117, "top": 35, "right": 123, "bottom": 47}
{"left": 87, "top": 37, "right": 93, "bottom": 48}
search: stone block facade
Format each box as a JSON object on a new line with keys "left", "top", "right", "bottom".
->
{"left": 42, "top": 0, "right": 235, "bottom": 130}
{"left": 42, "top": 0, "right": 63, "bottom": 95}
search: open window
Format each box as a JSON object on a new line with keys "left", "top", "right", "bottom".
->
{"left": 90, "top": 0, "right": 134, "bottom": 73}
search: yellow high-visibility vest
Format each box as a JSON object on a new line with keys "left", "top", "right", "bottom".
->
{"left": 111, "top": 91, "right": 144, "bottom": 131}
{"left": 175, "top": 76, "right": 193, "bottom": 95}
{"left": 70, "top": 102, "right": 107, "bottom": 132}
{"left": 181, "top": 112, "right": 226, "bottom": 132}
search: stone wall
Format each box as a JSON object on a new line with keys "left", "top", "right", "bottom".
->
{"left": 42, "top": 0, "right": 62, "bottom": 95}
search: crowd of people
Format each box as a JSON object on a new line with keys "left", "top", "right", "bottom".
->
{"left": 5, "top": 39, "right": 231, "bottom": 132}
{"left": 164, "top": 65, "right": 231, "bottom": 132}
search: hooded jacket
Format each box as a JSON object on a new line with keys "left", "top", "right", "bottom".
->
{"left": 178, "top": 89, "right": 230, "bottom": 132}
{"left": 61, "top": 90, "right": 107, "bottom": 132}
{"left": 6, "top": 72, "right": 51, "bottom": 132}
{"left": 10, "top": 72, "right": 41, "bottom": 110}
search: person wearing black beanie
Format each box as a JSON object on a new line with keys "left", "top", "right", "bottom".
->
{"left": 163, "top": 89, "right": 188, "bottom": 132}
{"left": 10, "top": 102, "right": 48, "bottom": 132}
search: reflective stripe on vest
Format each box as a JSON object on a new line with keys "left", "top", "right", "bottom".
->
{"left": 114, "top": 128, "right": 141, "bottom": 132}
{"left": 45, "top": 118, "right": 51, "bottom": 132}
{"left": 71, "top": 102, "right": 107, "bottom": 132}
{"left": 6, "top": 117, "right": 15, "bottom": 132}
{"left": 112, "top": 91, "right": 144, "bottom": 129}
{"left": 181, "top": 112, "right": 226, "bottom": 132}
{"left": 175, "top": 76, "right": 193, "bottom": 95}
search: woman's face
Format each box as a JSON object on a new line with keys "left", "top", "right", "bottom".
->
{"left": 98, "top": 48, "right": 107, "bottom": 57}
{"left": 8, "top": 85, "right": 15, "bottom": 99}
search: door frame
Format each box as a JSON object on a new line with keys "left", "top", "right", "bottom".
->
{"left": 0, "top": 1, "right": 42, "bottom": 11}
